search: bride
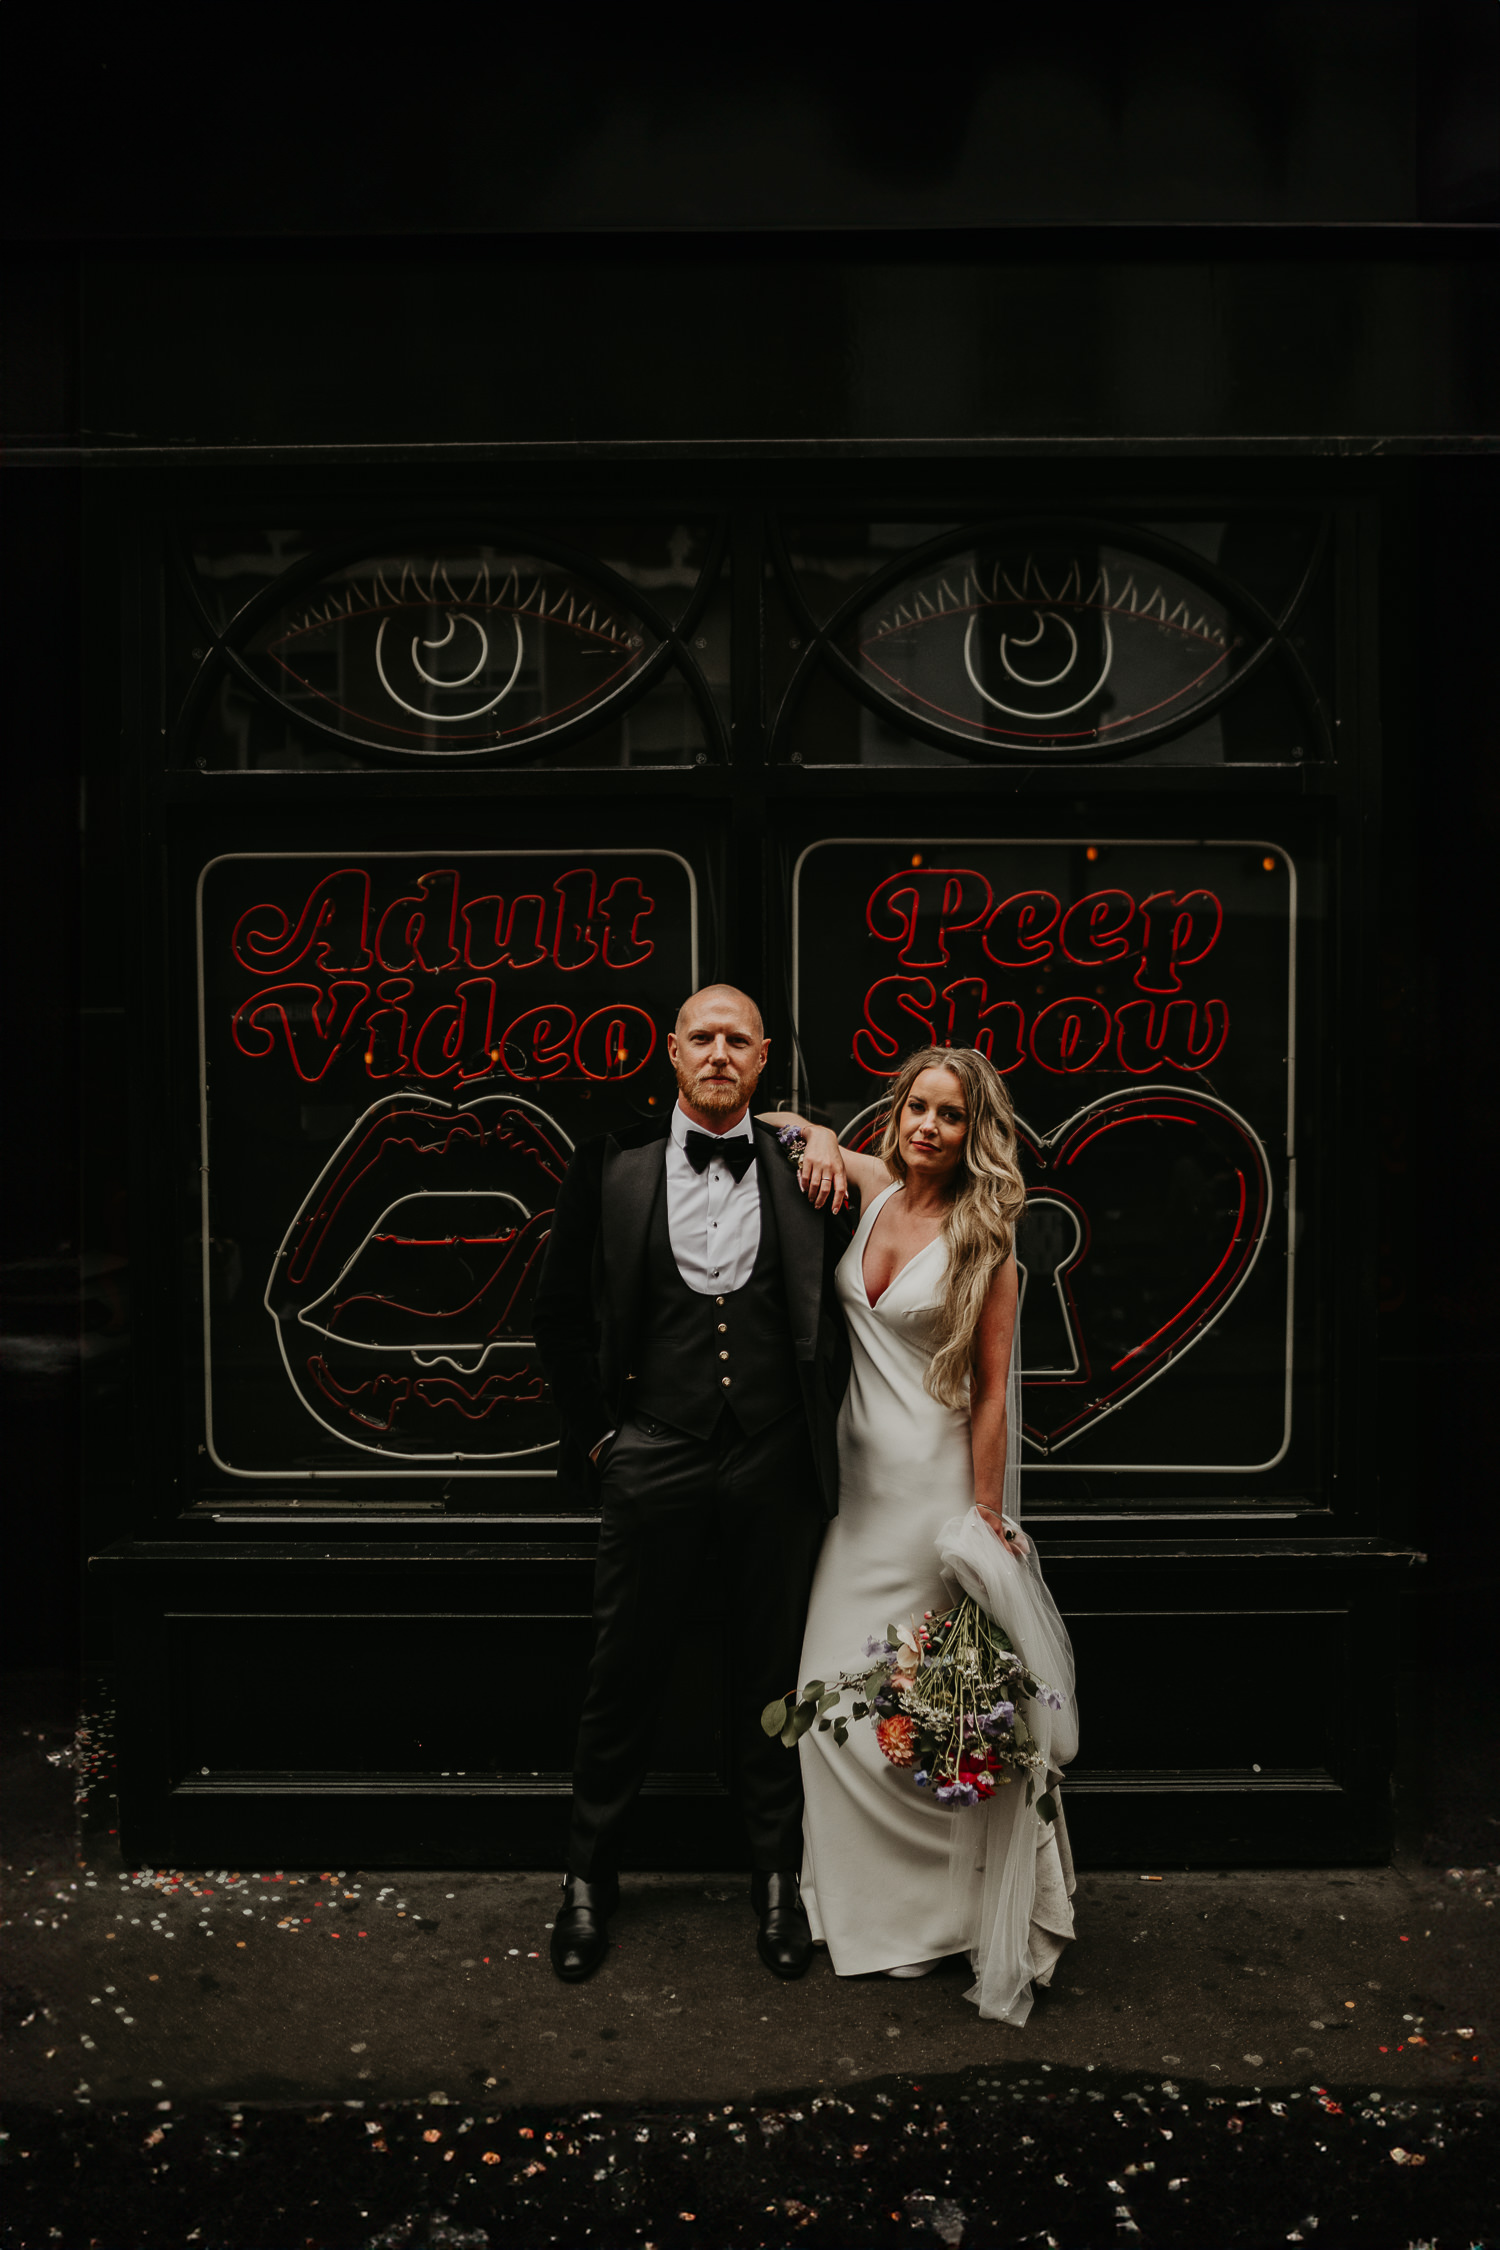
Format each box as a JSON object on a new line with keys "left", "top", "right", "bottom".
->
{"left": 763, "top": 1046, "right": 1077, "bottom": 2024}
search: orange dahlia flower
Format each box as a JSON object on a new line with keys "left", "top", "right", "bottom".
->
{"left": 875, "top": 1714, "right": 918, "bottom": 1768}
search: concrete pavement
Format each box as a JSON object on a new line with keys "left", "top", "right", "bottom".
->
{"left": 4, "top": 1676, "right": 1494, "bottom": 2114}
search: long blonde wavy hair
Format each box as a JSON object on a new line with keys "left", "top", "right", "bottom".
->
{"left": 875, "top": 1045, "right": 1027, "bottom": 1407}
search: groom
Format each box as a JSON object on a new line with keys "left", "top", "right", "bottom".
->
{"left": 531, "top": 984, "right": 852, "bottom": 1982}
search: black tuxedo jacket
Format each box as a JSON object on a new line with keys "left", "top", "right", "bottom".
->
{"left": 531, "top": 1116, "right": 856, "bottom": 1516}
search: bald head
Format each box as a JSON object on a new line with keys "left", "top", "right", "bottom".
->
{"left": 668, "top": 985, "right": 770, "bottom": 1127}
{"left": 674, "top": 984, "right": 764, "bottom": 1042}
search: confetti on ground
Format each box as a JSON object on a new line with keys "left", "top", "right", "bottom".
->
{"left": 7, "top": 1691, "right": 1496, "bottom": 2243}
{"left": 0, "top": 2075, "right": 1493, "bottom": 2247}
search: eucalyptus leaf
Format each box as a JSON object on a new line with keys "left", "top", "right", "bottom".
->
{"left": 761, "top": 1697, "right": 792, "bottom": 1738}
{"left": 850, "top": 1701, "right": 869, "bottom": 1721}
{"left": 832, "top": 1720, "right": 849, "bottom": 1746}
{"left": 886, "top": 1624, "right": 901, "bottom": 1649}
{"left": 1037, "top": 1791, "right": 1058, "bottom": 1824}
{"left": 816, "top": 1689, "right": 840, "bottom": 1714}
{"left": 817, "top": 1718, "right": 831, "bottom": 1732}
{"left": 801, "top": 1680, "right": 826, "bottom": 1700}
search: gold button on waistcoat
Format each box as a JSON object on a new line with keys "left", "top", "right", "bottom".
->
{"left": 716, "top": 1322, "right": 727, "bottom": 1333}
{"left": 720, "top": 1375, "right": 732, "bottom": 1386}
{"left": 719, "top": 1349, "right": 729, "bottom": 1360}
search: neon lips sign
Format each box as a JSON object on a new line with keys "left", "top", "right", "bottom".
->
{"left": 201, "top": 852, "right": 694, "bottom": 1475}
{"left": 265, "top": 1092, "right": 572, "bottom": 1462}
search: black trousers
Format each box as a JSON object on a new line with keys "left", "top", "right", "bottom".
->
{"left": 566, "top": 1406, "right": 826, "bottom": 1880}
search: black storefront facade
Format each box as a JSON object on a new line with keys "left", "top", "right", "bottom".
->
{"left": 41, "top": 220, "right": 1487, "bottom": 1879}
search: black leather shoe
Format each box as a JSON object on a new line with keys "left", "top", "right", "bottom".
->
{"left": 751, "top": 1868, "right": 812, "bottom": 1979}
{"left": 549, "top": 1873, "right": 618, "bottom": 1983}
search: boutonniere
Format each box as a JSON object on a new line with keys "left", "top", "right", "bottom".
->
{"left": 775, "top": 1124, "right": 808, "bottom": 1171}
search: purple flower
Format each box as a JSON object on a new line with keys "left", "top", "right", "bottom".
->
{"left": 978, "top": 1700, "right": 1015, "bottom": 1736}
{"left": 1040, "top": 1689, "right": 1065, "bottom": 1711}
{"left": 864, "top": 1635, "right": 897, "bottom": 1661}
{"left": 935, "top": 1780, "right": 980, "bottom": 1808}
{"left": 913, "top": 1770, "right": 930, "bottom": 1788}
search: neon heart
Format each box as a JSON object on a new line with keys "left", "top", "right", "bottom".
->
{"left": 843, "top": 1084, "right": 1273, "bottom": 1458}
{"left": 1013, "top": 1087, "right": 1272, "bottom": 1455}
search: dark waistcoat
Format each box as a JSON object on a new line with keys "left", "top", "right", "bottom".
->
{"left": 628, "top": 1160, "right": 801, "bottom": 1440}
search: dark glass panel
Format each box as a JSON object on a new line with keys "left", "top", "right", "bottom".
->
{"left": 188, "top": 521, "right": 715, "bottom": 632}
{"left": 244, "top": 548, "right": 659, "bottom": 758}
{"left": 842, "top": 535, "right": 1251, "bottom": 755}
{"left": 193, "top": 847, "right": 700, "bottom": 1501}
{"left": 792, "top": 836, "right": 1307, "bottom": 1483}
{"left": 187, "top": 526, "right": 314, "bottom": 635}
{"left": 191, "top": 657, "right": 714, "bottom": 773}
{"left": 782, "top": 661, "right": 967, "bottom": 768}
{"left": 781, "top": 520, "right": 960, "bottom": 628}
{"left": 773, "top": 516, "right": 1327, "bottom": 766}
{"left": 182, "top": 523, "right": 722, "bottom": 769}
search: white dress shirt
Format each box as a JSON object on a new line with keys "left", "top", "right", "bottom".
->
{"left": 666, "top": 1102, "right": 761, "bottom": 1294}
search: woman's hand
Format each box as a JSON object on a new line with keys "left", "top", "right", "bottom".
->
{"left": 758, "top": 1110, "right": 892, "bottom": 1208}
{"left": 797, "top": 1124, "right": 849, "bottom": 1212}
{"left": 976, "top": 1502, "right": 1030, "bottom": 1557}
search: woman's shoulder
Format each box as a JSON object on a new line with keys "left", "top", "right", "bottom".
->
{"left": 841, "top": 1146, "right": 897, "bottom": 1202}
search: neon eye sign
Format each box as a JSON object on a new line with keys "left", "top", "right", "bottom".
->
{"left": 244, "top": 555, "right": 659, "bottom": 756}
{"left": 842, "top": 539, "right": 1251, "bottom": 754}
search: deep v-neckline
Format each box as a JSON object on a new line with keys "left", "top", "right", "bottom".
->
{"left": 859, "top": 1184, "right": 943, "bottom": 1310}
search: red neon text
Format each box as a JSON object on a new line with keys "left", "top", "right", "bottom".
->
{"left": 232, "top": 984, "right": 658, "bottom": 1084}
{"left": 864, "top": 876, "right": 1225, "bottom": 984}
{"left": 852, "top": 975, "right": 1229, "bottom": 1079}
{"left": 233, "top": 865, "right": 657, "bottom": 979}
{"left": 866, "top": 868, "right": 994, "bottom": 967}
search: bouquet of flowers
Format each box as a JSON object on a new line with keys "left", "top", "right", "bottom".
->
{"left": 762, "top": 1595, "right": 1064, "bottom": 1819}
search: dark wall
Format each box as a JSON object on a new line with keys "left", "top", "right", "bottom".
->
{"left": 62, "top": 235, "right": 1500, "bottom": 451}
{"left": 3, "top": 6, "right": 1496, "bottom": 237}
{"left": 0, "top": 467, "right": 82, "bottom": 1666}
{"left": 1379, "top": 457, "right": 1500, "bottom": 1631}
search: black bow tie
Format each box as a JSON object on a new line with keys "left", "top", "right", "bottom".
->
{"left": 684, "top": 1128, "right": 756, "bottom": 1182}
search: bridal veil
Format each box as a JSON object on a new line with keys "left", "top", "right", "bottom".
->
{"left": 937, "top": 1333, "right": 1079, "bottom": 2024}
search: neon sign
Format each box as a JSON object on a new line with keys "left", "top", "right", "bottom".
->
{"left": 845, "top": 1086, "right": 1271, "bottom": 1458}
{"left": 854, "top": 872, "right": 1229, "bottom": 1078}
{"left": 844, "top": 540, "right": 1250, "bottom": 753}
{"left": 268, "top": 1093, "right": 569, "bottom": 1462}
{"left": 795, "top": 838, "right": 1296, "bottom": 1475}
{"left": 244, "top": 554, "right": 659, "bottom": 756}
{"left": 226, "top": 866, "right": 660, "bottom": 1086}
{"left": 197, "top": 849, "right": 697, "bottom": 1479}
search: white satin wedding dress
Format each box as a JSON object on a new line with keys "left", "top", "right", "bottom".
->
{"left": 798, "top": 1182, "right": 1077, "bottom": 2025}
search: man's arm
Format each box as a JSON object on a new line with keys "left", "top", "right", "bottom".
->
{"left": 531, "top": 1140, "right": 616, "bottom": 1459}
